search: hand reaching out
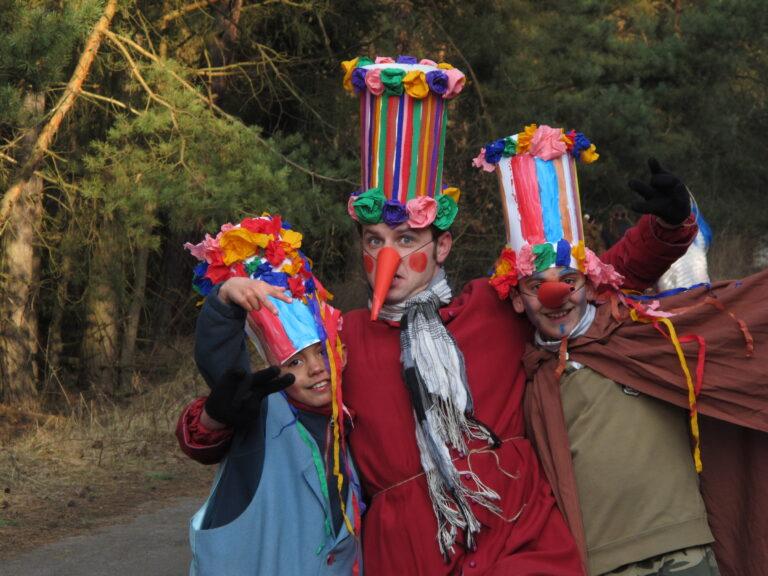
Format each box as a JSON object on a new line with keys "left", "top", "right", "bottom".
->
{"left": 218, "top": 277, "right": 292, "bottom": 315}
{"left": 204, "top": 367, "right": 295, "bottom": 429}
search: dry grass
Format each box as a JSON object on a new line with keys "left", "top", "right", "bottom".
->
{"left": 0, "top": 337, "right": 215, "bottom": 558}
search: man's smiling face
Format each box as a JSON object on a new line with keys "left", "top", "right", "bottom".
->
{"left": 512, "top": 267, "right": 593, "bottom": 340}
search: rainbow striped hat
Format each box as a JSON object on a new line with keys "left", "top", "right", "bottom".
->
{"left": 473, "top": 124, "right": 622, "bottom": 299}
{"left": 342, "top": 55, "right": 465, "bottom": 230}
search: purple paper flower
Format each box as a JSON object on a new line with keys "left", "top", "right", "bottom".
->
{"left": 484, "top": 139, "right": 506, "bottom": 164}
{"left": 382, "top": 199, "right": 409, "bottom": 227}
{"left": 425, "top": 70, "right": 448, "bottom": 95}
{"left": 571, "top": 132, "right": 592, "bottom": 158}
{"left": 396, "top": 55, "right": 418, "bottom": 64}
{"left": 351, "top": 67, "right": 368, "bottom": 92}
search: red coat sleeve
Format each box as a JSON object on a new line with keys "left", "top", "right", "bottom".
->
{"left": 175, "top": 397, "right": 233, "bottom": 465}
{"left": 600, "top": 213, "right": 698, "bottom": 292}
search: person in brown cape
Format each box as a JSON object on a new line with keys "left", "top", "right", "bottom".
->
{"left": 475, "top": 128, "right": 768, "bottom": 576}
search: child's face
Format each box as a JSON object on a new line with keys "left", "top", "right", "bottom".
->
{"left": 512, "top": 267, "right": 593, "bottom": 340}
{"left": 280, "top": 342, "right": 339, "bottom": 408}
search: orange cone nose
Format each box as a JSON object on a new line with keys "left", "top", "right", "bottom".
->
{"left": 370, "top": 247, "right": 401, "bottom": 321}
{"left": 537, "top": 281, "right": 574, "bottom": 309}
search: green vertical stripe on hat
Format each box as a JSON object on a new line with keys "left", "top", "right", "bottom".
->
{"left": 377, "top": 95, "right": 389, "bottom": 195}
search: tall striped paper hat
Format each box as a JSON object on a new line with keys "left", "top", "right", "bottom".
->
{"left": 342, "top": 55, "right": 465, "bottom": 230}
{"left": 473, "top": 124, "right": 622, "bottom": 299}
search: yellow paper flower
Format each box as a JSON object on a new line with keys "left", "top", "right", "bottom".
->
{"left": 580, "top": 144, "right": 599, "bottom": 164}
{"left": 403, "top": 70, "right": 429, "bottom": 99}
{"left": 494, "top": 259, "right": 513, "bottom": 277}
{"left": 341, "top": 57, "right": 359, "bottom": 93}
{"left": 516, "top": 124, "right": 538, "bottom": 154}
{"left": 280, "top": 228, "right": 303, "bottom": 250}
{"left": 437, "top": 62, "right": 454, "bottom": 70}
{"left": 441, "top": 187, "right": 461, "bottom": 203}
{"left": 219, "top": 229, "right": 271, "bottom": 265}
{"left": 571, "top": 240, "right": 586, "bottom": 272}
{"left": 282, "top": 256, "right": 304, "bottom": 276}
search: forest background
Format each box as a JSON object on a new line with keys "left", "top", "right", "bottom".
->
{"left": 0, "top": 0, "right": 766, "bottom": 554}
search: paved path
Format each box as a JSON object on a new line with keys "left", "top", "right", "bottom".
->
{"left": 2, "top": 497, "right": 200, "bottom": 576}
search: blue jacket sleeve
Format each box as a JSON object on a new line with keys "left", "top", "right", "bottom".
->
{"left": 194, "top": 284, "right": 252, "bottom": 390}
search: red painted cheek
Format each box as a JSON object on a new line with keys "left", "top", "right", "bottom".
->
{"left": 408, "top": 252, "right": 428, "bottom": 273}
{"left": 363, "top": 254, "right": 375, "bottom": 274}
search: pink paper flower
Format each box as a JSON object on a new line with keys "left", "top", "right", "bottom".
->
{"left": 365, "top": 68, "right": 384, "bottom": 95}
{"left": 517, "top": 244, "right": 536, "bottom": 277}
{"left": 443, "top": 68, "right": 466, "bottom": 99}
{"left": 406, "top": 196, "right": 438, "bottom": 228}
{"left": 347, "top": 195, "right": 359, "bottom": 221}
{"left": 584, "top": 249, "right": 624, "bottom": 289}
{"left": 183, "top": 233, "right": 220, "bottom": 264}
{"left": 419, "top": 58, "right": 437, "bottom": 66}
{"left": 219, "top": 223, "right": 236, "bottom": 233}
{"left": 472, "top": 148, "right": 496, "bottom": 172}
{"left": 375, "top": 56, "right": 395, "bottom": 64}
{"left": 530, "top": 125, "right": 567, "bottom": 161}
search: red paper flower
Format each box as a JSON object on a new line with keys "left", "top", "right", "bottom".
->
{"left": 288, "top": 275, "right": 305, "bottom": 299}
{"left": 266, "top": 240, "right": 286, "bottom": 266}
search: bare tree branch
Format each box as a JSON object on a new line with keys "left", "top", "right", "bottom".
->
{"left": 109, "top": 31, "right": 354, "bottom": 185}
{"left": 0, "top": 0, "right": 118, "bottom": 233}
{"left": 158, "top": 0, "right": 217, "bottom": 28}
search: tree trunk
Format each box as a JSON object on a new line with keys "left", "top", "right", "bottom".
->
{"left": 43, "top": 243, "right": 74, "bottom": 400}
{"left": 119, "top": 242, "right": 149, "bottom": 391}
{"left": 81, "top": 219, "right": 121, "bottom": 393}
{"left": 0, "top": 93, "right": 45, "bottom": 410}
{"left": 0, "top": 0, "right": 118, "bottom": 229}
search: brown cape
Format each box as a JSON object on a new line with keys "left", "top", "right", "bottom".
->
{"left": 523, "top": 268, "right": 768, "bottom": 576}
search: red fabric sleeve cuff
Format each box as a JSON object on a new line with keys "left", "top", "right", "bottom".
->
{"left": 175, "top": 397, "right": 233, "bottom": 465}
{"left": 649, "top": 213, "right": 698, "bottom": 246}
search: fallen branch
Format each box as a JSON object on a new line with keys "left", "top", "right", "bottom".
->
{"left": 0, "top": 0, "right": 118, "bottom": 233}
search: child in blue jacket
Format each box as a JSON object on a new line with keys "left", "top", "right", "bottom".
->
{"left": 180, "top": 214, "right": 362, "bottom": 575}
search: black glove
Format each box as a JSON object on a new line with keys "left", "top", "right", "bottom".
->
{"left": 628, "top": 158, "right": 691, "bottom": 226}
{"left": 204, "top": 366, "right": 295, "bottom": 428}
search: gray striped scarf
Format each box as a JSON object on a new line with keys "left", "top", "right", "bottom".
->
{"left": 378, "top": 269, "right": 501, "bottom": 559}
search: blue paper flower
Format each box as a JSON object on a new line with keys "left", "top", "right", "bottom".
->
{"left": 382, "top": 199, "right": 409, "bottom": 227}
{"left": 425, "top": 70, "right": 448, "bottom": 95}
{"left": 258, "top": 270, "right": 289, "bottom": 288}
{"left": 571, "top": 132, "right": 591, "bottom": 158}
{"left": 484, "top": 139, "right": 506, "bottom": 164}
{"left": 252, "top": 261, "right": 273, "bottom": 279}
{"left": 396, "top": 55, "right": 418, "bottom": 64}
{"left": 351, "top": 67, "right": 368, "bottom": 92}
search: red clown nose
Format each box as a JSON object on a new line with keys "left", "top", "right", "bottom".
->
{"left": 370, "top": 247, "right": 401, "bottom": 321}
{"left": 537, "top": 281, "right": 575, "bottom": 309}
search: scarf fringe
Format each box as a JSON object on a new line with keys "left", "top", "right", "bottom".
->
{"left": 397, "top": 271, "right": 502, "bottom": 560}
